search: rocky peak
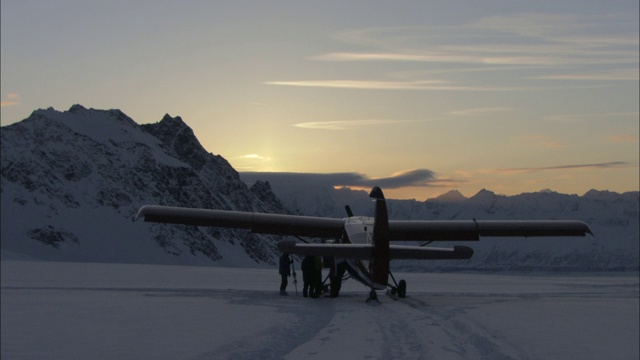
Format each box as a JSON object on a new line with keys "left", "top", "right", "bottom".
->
{"left": 68, "top": 104, "right": 87, "bottom": 113}
{"left": 142, "top": 115, "right": 210, "bottom": 170}
{"left": 435, "top": 189, "right": 467, "bottom": 202}
{"left": 537, "top": 188, "right": 557, "bottom": 194}
{"left": 250, "top": 180, "right": 286, "bottom": 212}
{"left": 66, "top": 104, "right": 137, "bottom": 128}
{"left": 469, "top": 188, "right": 496, "bottom": 201}
{"left": 583, "top": 189, "right": 617, "bottom": 198}
{"left": 1, "top": 106, "right": 289, "bottom": 266}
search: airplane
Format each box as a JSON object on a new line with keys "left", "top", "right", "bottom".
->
{"left": 135, "top": 186, "right": 593, "bottom": 302}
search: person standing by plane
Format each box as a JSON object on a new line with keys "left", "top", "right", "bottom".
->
{"left": 311, "top": 256, "right": 323, "bottom": 298}
{"left": 301, "top": 255, "right": 315, "bottom": 298}
{"left": 329, "top": 259, "right": 347, "bottom": 298}
{"left": 279, "top": 253, "right": 293, "bottom": 296}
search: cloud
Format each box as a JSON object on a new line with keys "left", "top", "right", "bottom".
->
{"left": 286, "top": 13, "right": 638, "bottom": 93}
{"left": 265, "top": 80, "right": 515, "bottom": 91}
{"left": 470, "top": 13, "right": 590, "bottom": 38}
{"left": 240, "top": 154, "right": 269, "bottom": 160}
{"left": 530, "top": 68, "right": 639, "bottom": 81}
{"left": 388, "top": 65, "right": 540, "bottom": 80}
{"left": 312, "top": 52, "right": 444, "bottom": 62}
{"left": 543, "top": 112, "right": 639, "bottom": 123}
{"left": 334, "top": 13, "right": 637, "bottom": 60}
{"left": 352, "top": 169, "right": 437, "bottom": 189}
{"left": 606, "top": 134, "right": 639, "bottom": 143}
{"left": 313, "top": 51, "right": 561, "bottom": 66}
{"left": 0, "top": 93, "right": 20, "bottom": 107}
{"left": 267, "top": 79, "right": 444, "bottom": 90}
{"left": 240, "top": 169, "right": 442, "bottom": 190}
{"left": 451, "top": 107, "right": 513, "bottom": 116}
{"left": 496, "top": 161, "right": 629, "bottom": 174}
{"left": 293, "top": 119, "right": 413, "bottom": 130}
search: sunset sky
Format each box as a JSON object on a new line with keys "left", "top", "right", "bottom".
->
{"left": 1, "top": 1, "right": 638, "bottom": 200}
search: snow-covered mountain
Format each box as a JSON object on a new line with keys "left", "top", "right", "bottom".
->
{"left": 1, "top": 105, "right": 286, "bottom": 267}
{"left": 2, "top": 105, "right": 638, "bottom": 271}
{"left": 391, "top": 189, "right": 638, "bottom": 271}
{"left": 248, "top": 175, "right": 638, "bottom": 271}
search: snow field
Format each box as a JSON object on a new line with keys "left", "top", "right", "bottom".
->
{"left": 2, "top": 260, "right": 638, "bottom": 359}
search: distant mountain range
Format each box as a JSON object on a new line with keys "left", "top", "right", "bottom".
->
{"left": 240, "top": 173, "right": 639, "bottom": 271}
{"left": 2, "top": 105, "right": 638, "bottom": 271}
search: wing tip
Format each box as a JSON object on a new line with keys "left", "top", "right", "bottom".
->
{"left": 134, "top": 205, "right": 152, "bottom": 222}
{"left": 582, "top": 221, "right": 594, "bottom": 236}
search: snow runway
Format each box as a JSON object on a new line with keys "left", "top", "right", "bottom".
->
{"left": 2, "top": 260, "right": 638, "bottom": 359}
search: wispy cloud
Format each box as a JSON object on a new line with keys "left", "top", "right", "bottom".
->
{"left": 388, "top": 65, "right": 541, "bottom": 79}
{"left": 241, "top": 161, "right": 632, "bottom": 195}
{"left": 0, "top": 93, "right": 20, "bottom": 107}
{"left": 350, "top": 169, "right": 437, "bottom": 189}
{"left": 275, "top": 13, "right": 637, "bottom": 93}
{"left": 313, "top": 51, "right": 563, "bottom": 66}
{"left": 530, "top": 68, "right": 639, "bottom": 81}
{"left": 606, "top": 134, "right": 639, "bottom": 143}
{"left": 495, "top": 161, "right": 629, "bottom": 175}
{"left": 267, "top": 79, "right": 442, "bottom": 89}
{"left": 339, "top": 14, "right": 637, "bottom": 57}
{"left": 241, "top": 169, "right": 450, "bottom": 190}
{"left": 293, "top": 119, "right": 413, "bottom": 130}
{"left": 543, "top": 112, "right": 639, "bottom": 123}
{"left": 451, "top": 107, "right": 513, "bottom": 116}
{"left": 239, "top": 154, "right": 272, "bottom": 161}
{"left": 470, "top": 13, "right": 581, "bottom": 38}
{"left": 312, "top": 52, "right": 444, "bottom": 62}
{"left": 265, "top": 80, "right": 516, "bottom": 91}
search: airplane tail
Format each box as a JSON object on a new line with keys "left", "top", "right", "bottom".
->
{"left": 369, "top": 186, "right": 390, "bottom": 288}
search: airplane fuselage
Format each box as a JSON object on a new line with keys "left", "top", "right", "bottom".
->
{"left": 340, "top": 216, "right": 388, "bottom": 290}
{"left": 343, "top": 216, "right": 375, "bottom": 244}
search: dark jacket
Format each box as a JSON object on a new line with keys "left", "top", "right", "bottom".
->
{"left": 279, "top": 254, "right": 292, "bottom": 276}
{"left": 301, "top": 256, "right": 315, "bottom": 282}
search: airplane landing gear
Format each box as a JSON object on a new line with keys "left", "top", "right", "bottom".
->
{"left": 366, "top": 289, "right": 380, "bottom": 304}
{"left": 397, "top": 279, "right": 406, "bottom": 298}
{"left": 389, "top": 271, "right": 407, "bottom": 298}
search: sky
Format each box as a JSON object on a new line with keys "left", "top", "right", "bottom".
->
{"left": 1, "top": 0, "right": 638, "bottom": 200}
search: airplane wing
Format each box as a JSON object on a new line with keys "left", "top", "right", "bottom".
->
{"left": 135, "top": 205, "right": 344, "bottom": 238}
{"left": 277, "top": 240, "right": 474, "bottom": 260}
{"left": 387, "top": 220, "right": 593, "bottom": 241}
{"left": 136, "top": 206, "right": 593, "bottom": 240}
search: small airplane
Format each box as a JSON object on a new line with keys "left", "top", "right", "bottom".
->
{"left": 135, "top": 186, "right": 592, "bottom": 302}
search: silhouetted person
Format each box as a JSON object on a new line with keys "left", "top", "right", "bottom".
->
{"left": 301, "top": 256, "right": 315, "bottom": 297}
{"left": 279, "top": 253, "right": 292, "bottom": 295}
{"left": 311, "top": 256, "right": 323, "bottom": 298}
{"left": 330, "top": 260, "right": 347, "bottom": 298}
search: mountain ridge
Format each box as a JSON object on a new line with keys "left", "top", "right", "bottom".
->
{"left": 1, "top": 105, "right": 286, "bottom": 267}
